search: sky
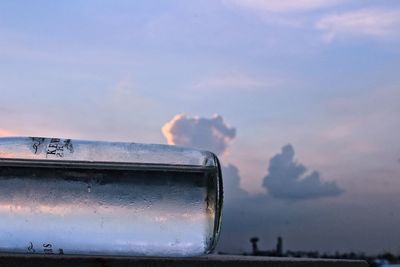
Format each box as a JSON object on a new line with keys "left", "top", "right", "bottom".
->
{"left": 1, "top": 0, "right": 400, "bottom": 255}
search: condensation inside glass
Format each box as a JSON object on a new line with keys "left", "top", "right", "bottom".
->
{"left": 0, "top": 163, "right": 219, "bottom": 256}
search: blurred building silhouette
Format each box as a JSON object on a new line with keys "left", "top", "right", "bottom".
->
{"left": 217, "top": 235, "right": 400, "bottom": 266}
{"left": 250, "top": 237, "right": 259, "bottom": 255}
{"left": 249, "top": 236, "right": 283, "bottom": 257}
{"left": 276, "top": 236, "right": 283, "bottom": 256}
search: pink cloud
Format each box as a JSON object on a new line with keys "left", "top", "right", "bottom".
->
{"left": 0, "top": 129, "right": 15, "bottom": 137}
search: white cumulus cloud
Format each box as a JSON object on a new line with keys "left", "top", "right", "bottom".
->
{"left": 161, "top": 114, "right": 236, "bottom": 156}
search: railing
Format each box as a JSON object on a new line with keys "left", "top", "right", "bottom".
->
{"left": 0, "top": 253, "right": 368, "bottom": 267}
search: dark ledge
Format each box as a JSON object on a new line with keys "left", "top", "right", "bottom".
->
{"left": 0, "top": 254, "right": 368, "bottom": 267}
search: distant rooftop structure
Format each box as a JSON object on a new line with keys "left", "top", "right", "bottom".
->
{"left": 250, "top": 236, "right": 283, "bottom": 257}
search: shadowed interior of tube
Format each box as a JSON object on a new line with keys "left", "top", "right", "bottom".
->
{"left": 0, "top": 164, "right": 218, "bottom": 205}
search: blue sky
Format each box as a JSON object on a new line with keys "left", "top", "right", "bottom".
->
{"left": 1, "top": 0, "right": 400, "bottom": 254}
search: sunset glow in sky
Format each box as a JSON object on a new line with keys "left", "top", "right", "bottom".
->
{"left": 1, "top": 0, "right": 400, "bottom": 254}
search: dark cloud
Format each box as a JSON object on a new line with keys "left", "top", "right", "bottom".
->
{"left": 263, "top": 144, "right": 343, "bottom": 200}
{"left": 162, "top": 114, "right": 236, "bottom": 156}
{"left": 222, "top": 164, "right": 248, "bottom": 201}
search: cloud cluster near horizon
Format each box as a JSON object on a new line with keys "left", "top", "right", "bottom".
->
{"left": 162, "top": 114, "right": 247, "bottom": 201}
{"left": 263, "top": 144, "right": 343, "bottom": 200}
{"left": 162, "top": 114, "right": 342, "bottom": 200}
